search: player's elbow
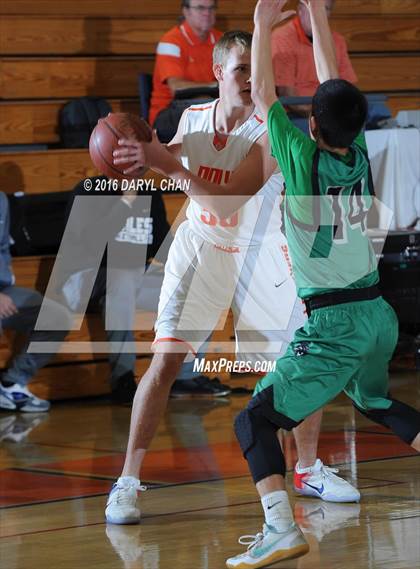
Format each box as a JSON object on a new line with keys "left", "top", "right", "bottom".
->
{"left": 251, "top": 84, "right": 265, "bottom": 107}
{"left": 251, "top": 85, "right": 273, "bottom": 119}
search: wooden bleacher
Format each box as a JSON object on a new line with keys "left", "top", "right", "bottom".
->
{"left": 2, "top": 54, "right": 419, "bottom": 100}
{"left": 0, "top": 0, "right": 419, "bottom": 400}
{"left": 0, "top": 100, "right": 139, "bottom": 145}
{"left": 0, "top": 2, "right": 418, "bottom": 144}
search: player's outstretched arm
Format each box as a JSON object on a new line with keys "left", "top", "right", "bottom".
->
{"left": 305, "top": 0, "right": 338, "bottom": 83}
{"left": 252, "top": 1, "right": 295, "bottom": 121}
{"left": 114, "top": 131, "right": 277, "bottom": 219}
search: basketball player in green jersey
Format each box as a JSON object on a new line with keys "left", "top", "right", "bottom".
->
{"left": 222, "top": 1, "right": 420, "bottom": 567}
{"left": 112, "top": 1, "right": 420, "bottom": 565}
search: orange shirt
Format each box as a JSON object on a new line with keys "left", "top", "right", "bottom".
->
{"left": 271, "top": 17, "right": 357, "bottom": 96}
{"left": 149, "top": 21, "right": 222, "bottom": 125}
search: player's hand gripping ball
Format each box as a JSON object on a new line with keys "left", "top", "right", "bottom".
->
{"left": 89, "top": 113, "right": 152, "bottom": 180}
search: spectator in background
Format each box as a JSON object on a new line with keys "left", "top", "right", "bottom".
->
{"left": 149, "top": 0, "right": 223, "bottom": 142}
{"left": 272, "top": 0, "right": 356, "bottom": 121}
{"left": 0, "top": 192, "right": 71, "bottom": 413}
{"left": 60, "top": 179, "right": 230, "bottom": 402}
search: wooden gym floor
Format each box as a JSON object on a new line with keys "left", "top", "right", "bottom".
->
{"left": 1, "top": 370, "right": 419, "bottom": 569}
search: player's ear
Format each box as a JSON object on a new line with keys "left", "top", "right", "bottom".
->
{"left": 309, "top": 115, "right": 317, "bottom": 141}
{"left": 213, "top": 62, "right": 223, "bottom": 82}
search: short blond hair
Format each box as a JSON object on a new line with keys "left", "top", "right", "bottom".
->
{"left": 213, "top": 30, "right": 252, "bottom": 66}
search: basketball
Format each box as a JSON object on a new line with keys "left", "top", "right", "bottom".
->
{"left": 89, "top": 112, "right": 152, "bottom": 180}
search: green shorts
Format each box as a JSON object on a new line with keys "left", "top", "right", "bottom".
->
{"left": 254, "top": 296, "right": 399, "bottom": 422}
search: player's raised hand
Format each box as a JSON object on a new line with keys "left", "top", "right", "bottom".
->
{"left": 254, "top": 0, "right": 295, "bottom": 28}
{"left": 300, "top": 0, "right": 329, "bottom": 10}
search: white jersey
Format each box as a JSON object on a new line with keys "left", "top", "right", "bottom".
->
{"left": 180, "top": 100, "right": 285, "bottom": 247}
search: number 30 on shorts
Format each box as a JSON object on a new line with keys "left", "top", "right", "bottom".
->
{"left": 200, "top": 209, "right": 239, "bottom": 227}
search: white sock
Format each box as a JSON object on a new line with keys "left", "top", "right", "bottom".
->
{"left": 261, "top": 490, "right": 294, "bottom": 532}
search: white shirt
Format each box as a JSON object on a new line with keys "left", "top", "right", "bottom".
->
{"left": 180, "top": 100, "right": 285, "bottom": 247}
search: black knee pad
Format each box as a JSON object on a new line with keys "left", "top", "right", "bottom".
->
{"left": 234, "top": 408, "right": 256, "bottom": 456}
{"left": 234, "top": 403, "right": 287, "bottom": 483}
{"left": 354, "top": 399, "right": 420, "bottom": 445}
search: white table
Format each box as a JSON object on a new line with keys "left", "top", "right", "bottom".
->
{"left": 366, "top": 128, "right": 420, "bottom": 230}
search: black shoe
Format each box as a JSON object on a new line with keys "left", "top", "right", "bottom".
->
{"left": 170, "top": 376, "right": 231, "bottom": 398}
{"left": 111, "top": 372, "right": 138, "bottom": 405}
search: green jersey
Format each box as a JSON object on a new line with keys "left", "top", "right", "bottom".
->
{"left": 267, "top": 101, "right": 378, "bottom": 299}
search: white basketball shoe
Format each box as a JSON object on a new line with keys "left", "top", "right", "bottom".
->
{"left": 105, "top": 476, "right": 146, "bottom": 525}
{"left": 294, "top": 459, "right": 360, "bottom": 502}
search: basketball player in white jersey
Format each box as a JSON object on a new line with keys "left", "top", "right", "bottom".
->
{"left": 105, "top": 30, "right": 359, "bottom": 525}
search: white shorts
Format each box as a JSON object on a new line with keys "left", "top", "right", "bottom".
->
{"left": 154, "top": 221, "right": 306, "bottom": 365}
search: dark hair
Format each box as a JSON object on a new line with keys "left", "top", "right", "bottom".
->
{"left": 312, "top": 79, "right": 368, "bottom": 148}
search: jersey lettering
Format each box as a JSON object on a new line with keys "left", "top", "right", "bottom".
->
{"left": 197, "top": 165, "right": 238, "bottom": 227}
{"left": 310, "top": 179, "right": 371, "bottom": 258}
{"left": 327, "top": 180, "right": 370, "bottom": 244}
{"left": 197, "top": 165, "right": 231, "bottom": 185}
{"left": 348, "top": 179, "right": 369, "bottom": 233}
{"left": 327, "top": 185, "right": 346, "bottom": 241}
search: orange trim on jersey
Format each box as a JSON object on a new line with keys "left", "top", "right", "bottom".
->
{"left": 188, "top": 105, "right": 213, "bottom": 112}
{"left": 214, "top": 245, "right": 241, "bottom": 253}
{"left": 254, "top": 114, "right": 264, "bottom": 124}
{"left": 152, "top": 337, "right": 197, "bottom": 355}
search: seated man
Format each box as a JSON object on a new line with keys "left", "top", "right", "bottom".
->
{"left": 271, "top": 0, "right": 356, "bottom": 126}
{"left": 149, "top": 0, "right": 222, "bottom": 143}
{"left": 60, "top": 177, "right": 229, "bottom": 402}
{"left": 0, "top": 192, "right": 71, "bottom": 412}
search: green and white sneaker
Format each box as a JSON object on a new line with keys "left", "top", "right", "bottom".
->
{"left": 226, "top": 523, "right": 309, "bottom": 569}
